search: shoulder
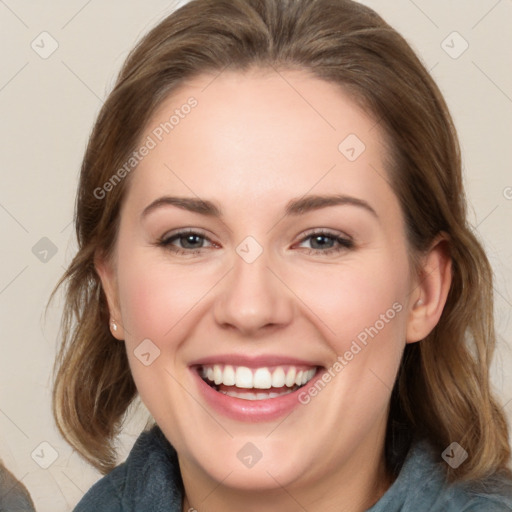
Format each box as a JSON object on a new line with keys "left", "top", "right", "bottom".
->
{"left": 0, "top": 463, "right": 36, "bottom": 512}
{"left": 452, "top": 471, "right": 512, "bottom": 511}
{"left": 370, "top": 438, "right": 512, "bottom": 512}
{"left": 73, "top": 426, "right": 183, "bottom": 512}
{"left": 72, "top": 463, "right": 126, "bottom": 512}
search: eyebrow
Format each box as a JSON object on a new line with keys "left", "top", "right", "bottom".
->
{"left": 141, "top": 194, "right": 378, "bottom": 219}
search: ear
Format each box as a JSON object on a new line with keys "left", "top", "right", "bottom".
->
{"left": 406, "top": 234, "right": 452, "bottom": 344}
{"left": 94, "top": 252, "right": 125, "bottom": 340}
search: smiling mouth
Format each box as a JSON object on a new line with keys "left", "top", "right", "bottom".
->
{"left": 198, "top": 364, "right": 319, "bottom": 401}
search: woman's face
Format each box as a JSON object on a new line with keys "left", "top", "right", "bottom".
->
{"left": 100, "top": 68, "right": 425, "bottom": 499}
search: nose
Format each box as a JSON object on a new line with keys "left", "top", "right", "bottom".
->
{"left": 213, "top": 247, "right": 294, "bottom": 336}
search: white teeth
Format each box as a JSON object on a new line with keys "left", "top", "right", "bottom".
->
{"left": 285, "top": 367, "right": 296, "bottom": 387}
{"left": 235, "top": 367, "right": 253, "bottom": 389}
{"left": 305, "top": 368, "right": 316, "bottom": 383}
{"left": 201, "top": 364, "right": 317, "bottom": 390}
{"left": 223, "top": 365, "right": 236, "bottom": 386}
{"left": 271, "top": 367, "right": 286, "bottom": 388}
{"left": 253, "top": 368, "right": 272, "bottom": 389}
{"left": 220, "top": 388, "right": 295, "bottom": 400}
{"left": 213, "top": 365, "right": 223, "bottom": 385}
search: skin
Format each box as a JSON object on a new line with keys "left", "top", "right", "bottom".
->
{"left": 97, "top": 68, "right": 452, "bottom": 512}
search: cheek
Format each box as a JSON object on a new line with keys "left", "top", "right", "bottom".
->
{"left": 117, "top": 262, "right": 168, "bottom": 342}
{"left": 114, "top": 250, "right": 211, "bottom": 424}
{"left": 289, "top": 252, "right": 409, "bottom": 437}
{"left": 288, "top": 250, "right": 409, "bottom": 353}
{"left": 116, "top": 249, "right": 216, "bottom": 344}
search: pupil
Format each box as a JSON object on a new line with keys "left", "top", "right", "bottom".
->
{"left": 183, "top": 235, "right": 202, "bottom": 248}
{"left": 312, "top": 235, "right": 332, "bottom": 249}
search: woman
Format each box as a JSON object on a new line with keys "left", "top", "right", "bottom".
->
{"left": 52, "top": 0, "right": 512, "bottom": 510}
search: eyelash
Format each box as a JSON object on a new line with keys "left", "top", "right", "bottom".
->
{"left": 157, "top": 229, "right": 354, "bottom": 256}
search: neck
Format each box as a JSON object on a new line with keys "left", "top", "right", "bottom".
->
{"left": 179, "top": 425, "right": 394, "bottom": 512}
{"left": 183, "top": 470, "right": 392, "bottom": 512}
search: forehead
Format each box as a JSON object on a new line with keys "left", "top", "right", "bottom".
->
{"left": 124, "top": 68, "right": 397, "bottom": 221}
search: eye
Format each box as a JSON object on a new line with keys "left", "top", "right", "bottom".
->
{"left": 157, "top": 229, "right": 354, "bottom": 257}
{"left": 296, "top": 230, "right": 354, "bottom": 256}
{"left": 158, "top": 230, "right": 215, "bottom": 255}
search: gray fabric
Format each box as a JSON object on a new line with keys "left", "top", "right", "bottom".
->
{"left": 74, "top": 427, "right": 182, "bottom": 512}
{"left": 0, "top": 463, "right": 35, "bottom": 512}
{"left": 368, "top": 439, "right": 512, "bottom": 511}
{"left": 74, "top": 426, "right": 512, "bottom": 511}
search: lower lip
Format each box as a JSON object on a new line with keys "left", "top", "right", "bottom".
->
{"left": 191, "top": 367, "right": 322, "bottom": 422}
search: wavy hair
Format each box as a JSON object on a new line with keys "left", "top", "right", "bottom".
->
{"left": 51, "top": 0, "right": 511, "bottom": 482}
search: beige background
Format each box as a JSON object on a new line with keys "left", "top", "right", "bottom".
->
{"left": 0, "top": 1, "right": 511, "bottom": 510}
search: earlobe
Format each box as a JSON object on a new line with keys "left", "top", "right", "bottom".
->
{"left": 406, "top": 235, "right": 452, "bottom": 344}
{"left": 94, "top": 253, "right": 125, "bottom": 340}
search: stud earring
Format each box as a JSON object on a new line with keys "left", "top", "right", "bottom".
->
{"left": 414, "top": 299, "right": 424, "bottom": 308}
{"left": 111, "top": 321, "right": 118, "bottom": 332}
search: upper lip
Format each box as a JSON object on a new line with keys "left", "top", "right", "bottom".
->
{"left": 189, "top": 354, "right": 323, "bottom": 369}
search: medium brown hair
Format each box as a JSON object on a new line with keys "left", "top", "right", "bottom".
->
{"left": 52, "top": 0, "right": 511, "bottom": 482}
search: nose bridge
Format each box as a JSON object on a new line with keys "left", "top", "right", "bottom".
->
{"left": 213, "top": 240, "right": 293, "bottom": 334}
